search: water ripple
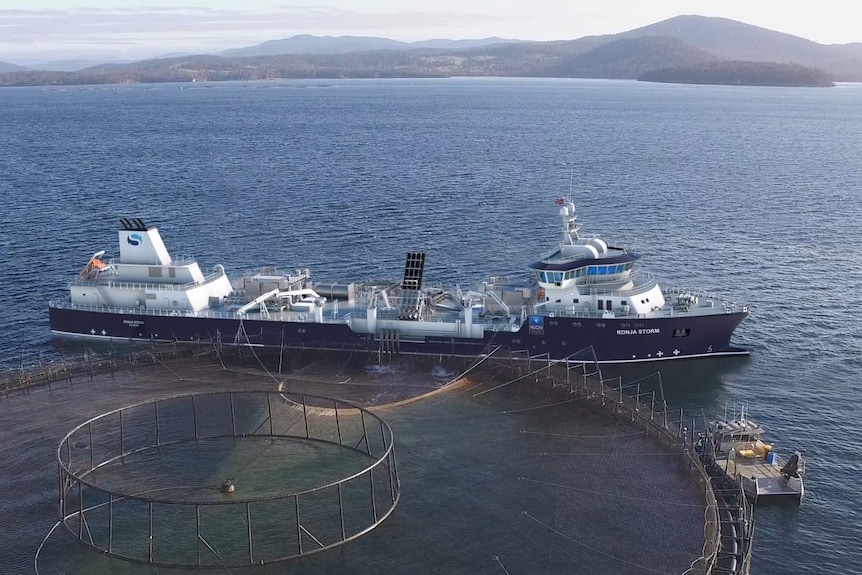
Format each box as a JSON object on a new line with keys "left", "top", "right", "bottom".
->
{"left": 1, "top": 78, "right": 861, "bottom": 574}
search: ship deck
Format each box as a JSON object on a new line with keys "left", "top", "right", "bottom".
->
{"left": 50, "top": 295, "right": 746, "bottom": 325}
{"left": 717, "top": 457, "right": 802, "bottom": 498}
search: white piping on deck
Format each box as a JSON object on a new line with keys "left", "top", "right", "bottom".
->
{"left": 236, "top": 287, "right": 324, "bottom": 316}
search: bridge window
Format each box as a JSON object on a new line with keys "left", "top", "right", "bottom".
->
{"left": 598, "top": 266, "right": 607, "bottom": 275}
{"left": 587, "top": 267, "right": 597, "bottom": 275}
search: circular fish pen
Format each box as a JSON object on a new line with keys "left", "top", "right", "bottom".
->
{"left": 56, "top": 390, "right": 399, "bottom": 569}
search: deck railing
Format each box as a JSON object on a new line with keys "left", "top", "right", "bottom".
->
{"left": 70, "top": 268, "right": 227, "bottom": 293}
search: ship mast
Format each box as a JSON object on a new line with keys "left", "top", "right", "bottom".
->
{"left": 559, "top": 200, "right": 581, "bottom": 246}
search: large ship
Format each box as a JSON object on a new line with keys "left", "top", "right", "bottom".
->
{"left": 49, "top": 201, "right": 750, "bottom": 363}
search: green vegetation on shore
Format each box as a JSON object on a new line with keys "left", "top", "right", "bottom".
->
{"left": 639, "top": 60, "right": 834, "bottom": 87}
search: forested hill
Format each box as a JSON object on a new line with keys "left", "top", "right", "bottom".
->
{"left": 619, "top": 15, "right": 862, "bottom": 79}
{"left": 0, "top": 37, "right": 722, "bottom": 86}
{"left": 639, "top": 61, "right": 834, "bottom": 87}
{"left": 1, "top": 15, "right": 857, "bottom": 86}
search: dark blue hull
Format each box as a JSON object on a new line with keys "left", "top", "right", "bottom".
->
{"left": 48, "top": 307, "right": 748, "bottom": 364}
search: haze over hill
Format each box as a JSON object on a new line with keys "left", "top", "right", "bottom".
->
{"left": 0, "top": 16, "right": 854, "bottom": 86}
{"left": 218, "top": 35, "right": 523, "bottom": 57}
{"left": 0, "top": 61, "right": 28, "bottom": 73}
{"left": 618, "top": 16, "right": 862, "bottom": 79}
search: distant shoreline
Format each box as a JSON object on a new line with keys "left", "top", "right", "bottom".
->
{"left": 4, "top": 14, "right": 862, "bottom": 86}
{"left": 638, "top": 60, "right": 834, "bottom": 87}
{"left": 0, "top": 72, "right": 835, "bottom": 89}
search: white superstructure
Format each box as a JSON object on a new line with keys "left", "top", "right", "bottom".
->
{"left": 530, "top": 200, "right": 665, "bottom": 317}
{"left": 69, "top": 218, "right": 233, "bottom": 312}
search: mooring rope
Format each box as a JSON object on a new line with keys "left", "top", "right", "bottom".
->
{"left": 335, "top": 349, "right": 354, "bottom": 376}
{"left": 460, "top": 379, "right": 495, "bottom": 394}
{"left": 198, "top": 533, "right": 235, "bottom": 574}
{"left": 502, "top": 396, "right": 584, "bottom": 414}
{"left": 240, "top": 332, "right": 282, "bottom": 387}
{"left": 472, "top": 364, "right": 548, "bottom": 397}
{"left": 209, "top": 333, "right": 227, "bottom": 370}
{"left": 127, "top": 339, "right": 183, "bottom": 380}
{"left": 520, "top": 429, "right": 647, "bottom": 439}
{"left": 441, "top": 346, "right": 503, "bottom": 390}
{"left": 471, "top": 351, "right": 593, "bottom": 398}
{"left": 540, "top": 451, "right": 689, "bottom": 457}
{"left": 493, "top": 554, "right": 512, "bottom": 574}
{"left": 520, "top": 477, "right": 707, "bottom": 508}
{"left": 522, "top": 511, "right": 675, "bottom": 575}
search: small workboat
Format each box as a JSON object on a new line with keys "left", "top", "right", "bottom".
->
{"left": 699, "top": 408, "right": 804, "bottom": 502}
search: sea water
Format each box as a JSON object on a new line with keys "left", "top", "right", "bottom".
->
{"left": 1, "top": 77, "right": 861, "bottom": 574}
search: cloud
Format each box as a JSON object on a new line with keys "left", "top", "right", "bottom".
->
{"left": 0, "top": 5, "right": 530, "bottom": 60}
{"left": 0, "top": 6, "right": 524, "bottom": 41}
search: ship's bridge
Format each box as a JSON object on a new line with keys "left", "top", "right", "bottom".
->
{"left": 531, "top": 199, "right": 643, "bottom": 289}
{"left": 529, "top": 250, "right": 639, "bottom": 287}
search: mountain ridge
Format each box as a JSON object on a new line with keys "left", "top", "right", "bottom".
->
{"left": 617, "top": 15, "right": 861, "bottom": 78}
{"left": 0, "top": 61, "right": 29, "bottom": 73}
{"left": 1, "top": 16, "right": 857, "bottom": 86}
{"left": 218, "top": 35, "right": 524, "bottom": 57}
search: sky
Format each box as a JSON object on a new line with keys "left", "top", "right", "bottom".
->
{"left": 2, "top": 0, "right": 861, "bottom": 64}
